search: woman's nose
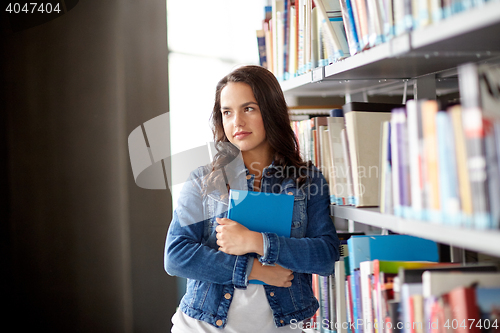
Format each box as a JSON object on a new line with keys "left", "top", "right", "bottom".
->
{"left": 233, "top": 111, "right": 245, "bottom": 127}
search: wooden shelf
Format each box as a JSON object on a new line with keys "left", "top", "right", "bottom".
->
{"left": 331, "top": 205, "right": 500, "bottom": 258}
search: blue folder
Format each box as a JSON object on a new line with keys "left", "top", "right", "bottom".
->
{"left": 227, "top": 189, "right": 294, "bottom": 284}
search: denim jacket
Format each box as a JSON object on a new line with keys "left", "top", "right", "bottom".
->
{"left": 164, "top": 159, "right": 340, "bottom": 329}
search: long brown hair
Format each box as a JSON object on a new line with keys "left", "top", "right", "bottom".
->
{"left": 206, "top": 65, "right": 311, "bottom": 193}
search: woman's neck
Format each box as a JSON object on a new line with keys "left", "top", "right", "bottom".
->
{"left": 242, "top": 150, "right": 273, "bottom": 191}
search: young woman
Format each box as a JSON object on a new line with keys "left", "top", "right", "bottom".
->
{"left": 165, "top": 65, "right": 340, "bottom": 332}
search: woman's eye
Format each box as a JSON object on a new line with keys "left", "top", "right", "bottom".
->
{"left": 222, "top": 110, "right": 231, "bottom": 116}
{"left": 245, "top": 107, "right": 254, "bottom": 112}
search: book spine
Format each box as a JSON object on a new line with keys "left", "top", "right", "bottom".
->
{"left": 449, "top": 105, "right": 473, "bottom": 227}
{"left": 339, "top": 0, "right": 360, "bottom": 56}
{"left": 422, "top": 100, "right": 441, "bottom": 222}
{"left": 391, "top": 112, "right": 401, "bottom": 216}
{"left": 436, "top": 111, "right": 461, "bottom": 225}
{"left": 353, "top": 269, "right": 364, "bottom": 333}
{"left": 336, "top": 260, "right": 348, "bottom": 333}
{"left": 485, "top": 120, "right": 500, "bottom": 229}
{"left": 407, "top": 100, "right": 423, "bottom": 219}
{"left": 458, "top": 63, "right": 492, "bottom": 229}
{"left": 346, "top": 275, "right": 355, "bottom": 333}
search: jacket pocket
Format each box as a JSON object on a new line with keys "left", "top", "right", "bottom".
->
{"left": 283, "top": 186, "right": 307, "bottom": 238}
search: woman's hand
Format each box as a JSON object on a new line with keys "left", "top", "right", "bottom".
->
{"left": 249, "top": 258, "right": 294, "bottom": 288}
{"left": 216, "top": 218, "right": 263, "bottom": 256}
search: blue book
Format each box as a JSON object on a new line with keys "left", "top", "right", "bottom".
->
{"left": 347, "top": 235, "right": 439, "bottom": 275}
{"left": 476, "top": 287, "right": 500, "bottom": 324}
{"left": 227, "top": 189, "right": 293, "bottom": 237}
{"left": 437, "top": 111, "right": 460, "bottom": 224}
{"left": 351, "top": 269, "right": 363, "bottom": 333}
{"left": 227, "top": 189, "right": 294, "bottom": 284}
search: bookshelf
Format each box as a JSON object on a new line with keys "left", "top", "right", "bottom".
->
{"left": 268, "top": 2, "right": 500, "bottom": 332}
{"left": 280, "top": 1, "right": 500, "bottom": 260}
{"left": 281, "top": 1, "right": 500, "bottom": 99}
{"left": 331, "top": 205, "right": 500, "bottom": 258}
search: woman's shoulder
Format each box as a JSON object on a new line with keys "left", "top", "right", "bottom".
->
{"left": 302, "top": 164, "right": 325, "bottom": 182}
{"left": 189, "top": 164, "right": 212, "bottom": 179}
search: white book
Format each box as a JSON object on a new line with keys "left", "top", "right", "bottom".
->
{"left": 422, "top": 271, "right": 500, "bottom": 298}
{"left": 407, "top": 100, "right": 423, "bottom": 218}
{"left": 288, "top": 5, "right": 297, "bottom": 76}
{"left": 401, "top": 283, "right": 423, "bottom": 333}
{"left": 391, "top": 111, "right": 401, "bottom": 215}
{"left": 345, "top": 110, "right": 392, "bottom": 207}
{"left": 313, "top": 0, "right": 343, "bottom": 51}
{"left": 335, "top": 260, "right": 347, "bottom": 333}
{"left": 360, "top": 261, "right": 375, "bottom": 333}
{"left": 328, "top": 116, "right": 348, "bottom": 205}
{"left": 366, "top": 0, "right": 384, "bottom": 46}
{"left": 341, "top": 128, "right": 355, "bottom": 205}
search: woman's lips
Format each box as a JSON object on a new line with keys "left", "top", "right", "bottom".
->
{"left": 233, "top": 131, "right": 251, "bottom": 139}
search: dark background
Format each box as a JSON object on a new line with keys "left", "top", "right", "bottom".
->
{"left": 1, "top": 0, "right": 177, "bottom": 331}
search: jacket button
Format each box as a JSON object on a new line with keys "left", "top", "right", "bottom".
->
{"left": 287, "top": 191, "right": 293, "bottom": 195}
{"left": 216, "top": 319, "right": 223, "bottom": 326}
{"left": 246, "top": 175, "right": 251, "bottom": 179}
{"left": 224, "top": 293, "right": 231, "bottom": 300}
{"left": 280, "top": 320, "right": 284, "bottom": 324}
{"left": 270, "top": 292, "right": 275, "bottom": 297}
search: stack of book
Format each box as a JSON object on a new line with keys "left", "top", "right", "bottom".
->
{"left": 379, "top": 62, "right": 500, "bottom": 230}
{"left": 257, "top": 0, "right": 350, "bottom": 81}
{"left": 290, "top": 102, "right": 402, "bottom": 207}
{"left": 308, "top": 234, "right": 500, "bottom": 333}
{"left": 257, "top": 0, "right": 493, "bottom": 81}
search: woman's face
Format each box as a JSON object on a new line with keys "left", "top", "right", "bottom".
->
{"left": 220, "top": 82, "right": 270, "bottom": 156}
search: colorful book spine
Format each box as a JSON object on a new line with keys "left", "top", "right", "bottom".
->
{"left": 458, "top": 63, "right": 492, "bottom": 229}
{"left": 421, "top": 100, "right": 441, "bottom": 222}
{"left": 406, "top": 100, "right": 424, "bottom": 220}
{"left": 436, "top": 111, "right": 461, "bottom": 224}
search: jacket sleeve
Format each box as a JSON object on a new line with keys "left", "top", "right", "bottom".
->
{"left": 164, "top": 168, "right": 253, "bottom": 287}
{"left": 259, "top": 169, "right": 340, "bottom": 276}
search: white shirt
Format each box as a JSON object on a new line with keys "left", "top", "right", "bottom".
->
{"left": 171, "top": 284, "right": 304, "bottom": 333}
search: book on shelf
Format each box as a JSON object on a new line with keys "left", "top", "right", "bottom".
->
{"left": 313, "top": 0, "right": 350, "bottom": 60}
{"left": 421, "top": 100, "right": 441, "bottom": 222}
{"left": 449, "top": 104, "right": 474, "bottom": 227}
{"left": 398, "top": 262, "right": 498, "bottom": 284}
{"left": 257, "top": 29, "right": 268, "bottom": 68}
{"left": 347, "top": 235, "right": 438, "bottom": 333}
{"left": 351, "top": 0, "right": 369, "bottom": 50}
{"left": 372, "top": 260, "right": 448, "bottom": 332}
{"left": 347, "top": 235, "right": 439, "bottom": 275}
{"left": 365, "top": 0, "right": 385, "bottom": 47}
{"left": 391, "top": 107, "right": 411, "bottom": 218}
{"left": 343, "top": 102, "right": 402, "bottom": 207}
{"left": 335, "top": 259, "right": 348, "bottom": 333}
{"left": 422, "top": 271, "right": 500, "bottom": 298}
{"left": 458, "top": 61, "right": 500, "bottom": 229}
{"left": 428, "top": 283, "right": 500, "bottom": 333}
{"left": 447, "top": 285, "right": 482, "bottom": 333}
{"left": 327, "top": 110, "right": 349, "bottom": 205}
{"left": 400, "top": 282, "right": 423, "bottom": 333}
{"left": 436, "top": 110, "right": 461, "bottom": 224}
{"left": 405, "top": 100, "right": 425, "bottom": 220}
{"left": 338, "top": 0, "right": 360, "bottom": 55}
{"left": 265, "top": 0, "right": 498, "bottom": 82}
{"left": 341, "top": 128, "right": 356, "bottom": 206}
{"left": 475, "top": 286, "right": 500, "bottom": 328}
{"left": 379, "top": 120, "right": 392, "bottom": 213}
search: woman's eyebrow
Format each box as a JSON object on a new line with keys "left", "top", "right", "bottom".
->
{"left": 221, "top": 101, "right": 258, "bottom": 110}
{"left": 240, "top": 101, "right": 258, "bottom": 107}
